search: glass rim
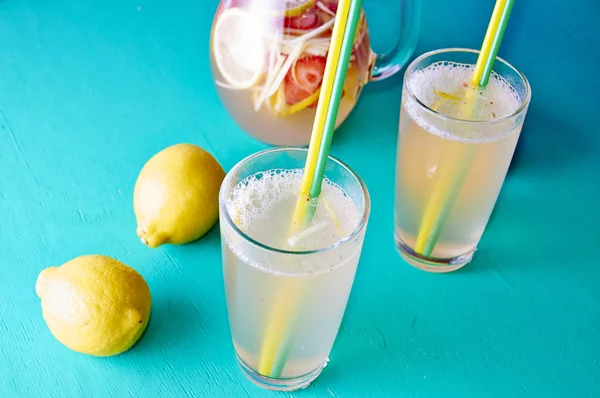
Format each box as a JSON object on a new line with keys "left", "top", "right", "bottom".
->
{"left": 219, "top": 147, "right": 371, "bottom": 256}
{"left": 403, "top": 47, "right": 532, "bottom": 125}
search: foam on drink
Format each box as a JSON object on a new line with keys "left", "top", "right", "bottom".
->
{"left": 227, "top": 169, "right": 360, "bottom": 252}
{"left": 405, "top": 62, "right": 522, "bottom": 143}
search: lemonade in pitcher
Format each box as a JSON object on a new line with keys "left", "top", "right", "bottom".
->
{"left": 210, "top": 0, "right": 421, "bottom": 146}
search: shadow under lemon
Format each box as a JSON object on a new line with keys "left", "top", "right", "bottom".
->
{"left": 126, "top": 226, "right": 229, "bottom": 357}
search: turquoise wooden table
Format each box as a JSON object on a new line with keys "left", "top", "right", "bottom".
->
{"left": 1, "top": 1, "right": 599, "bottom": 397}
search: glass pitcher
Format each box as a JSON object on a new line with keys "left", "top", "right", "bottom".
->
{"left": 209, "top": 0, "right": 421, "bottom": 146}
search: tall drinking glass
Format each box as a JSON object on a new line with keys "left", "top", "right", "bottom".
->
{"left": 394, "top": 48, "right": 531, "bottom": 273}
{"left": 219, "top": 148, "right": 370, "bottom": 391}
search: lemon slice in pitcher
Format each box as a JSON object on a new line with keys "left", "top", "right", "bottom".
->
{"left": 282, "top": 0, "right": 316, "bottom": 17}
{"left": 213, "top": 8, "right": 265, "bottom": 89}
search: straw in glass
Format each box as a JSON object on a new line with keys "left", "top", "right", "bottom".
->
{"left": 414, "top": 0, "right": 515, "bottom": 257}
{"left": 257, "top": 0, "right": 364, "bottom": 379}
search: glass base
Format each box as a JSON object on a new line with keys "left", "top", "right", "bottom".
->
{"left": 395, "top": 235, "right": 474, "bottom": 273}
{"left": 236, "top": 353, "right": 325, "bottom": 392}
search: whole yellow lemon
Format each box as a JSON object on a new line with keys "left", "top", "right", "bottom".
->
{"left": 35, "top": 255, "right": 152, "bottom": 356}
{"left": 134, "top": 143, "right": 226, "bottom": 248}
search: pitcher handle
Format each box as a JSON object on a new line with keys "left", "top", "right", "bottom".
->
{"left": 370, "top": 0, "right": 421, "bottom": 81}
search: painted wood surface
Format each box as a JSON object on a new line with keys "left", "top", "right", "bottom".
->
{"left": 1, "top": 0, "right": 599, "bottom": 397}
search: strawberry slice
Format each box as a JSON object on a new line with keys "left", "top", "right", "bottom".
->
{"left": 284, "top": 56, "right": 327, "bottom": 106}
{"left": 284, "top": 8, "right": 319, "bottom": 30}
{"left": 292, "top": 56, "right": 326, "bottom": 92}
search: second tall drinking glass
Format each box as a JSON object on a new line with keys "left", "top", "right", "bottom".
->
{"left": 394, "top": 48, "right": 531, "bottom": 273}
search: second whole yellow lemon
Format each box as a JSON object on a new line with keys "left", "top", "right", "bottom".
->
{"left": 36, "top": 255, "right": 152, "bottom": 356}
{"left": 134, "top": 143, "right": 226, "bottom": 248}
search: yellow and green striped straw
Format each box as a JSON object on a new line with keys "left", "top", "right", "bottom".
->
{"left": 414, "top": 0, "right": 515, "bottom": 257}
{"left": 258, "top": 0, "right": 364, "bottom": 378}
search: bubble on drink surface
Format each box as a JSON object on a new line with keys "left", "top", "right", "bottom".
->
{"left": 405, "top": 61, "right": 524, "bottom": 143}
{"left": 408, "top": 61, "right": 521, "bottom": 118}
{"left": 225, "top": 168, "right": 364, "bottom": 275}
{"left": 227, "top": 168, "right": 360, "bottom": 245}
{"left": 227, "top": 169, "right": 302, "bottom": 227}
